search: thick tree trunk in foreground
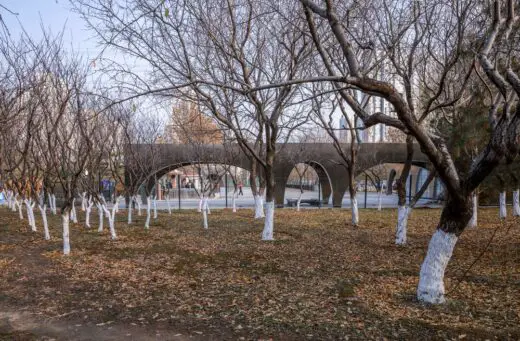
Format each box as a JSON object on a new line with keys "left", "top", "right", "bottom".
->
{"left": 395, "top": 205, "right": 411, "bottom": 245}
{"left": 417, "top": 197, "right": 472, "bottom": 303}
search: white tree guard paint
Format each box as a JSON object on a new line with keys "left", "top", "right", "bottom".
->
{"left": 254, "top": 195, "right": 265, "bottom": 219}
{"left": 102, "top": 204, "right": 118, "bottom": 240}
{"left": 206, "top": 199, "right": 211, "bottom": 215}
{"left": 232, "top": 192, "right": 237, "bottom": 213}
{"left": 16, "top": 199, "right": 23, "bottom": 219}
{"left": 39, "top": 205, "right": 50, "bottom": 240}
{"left": 134, "top": 196, "right": 142, "bottom": 216}
{"left": 62, "top": 211, "right": 71, "bottom": 255}
{"left": 377, "top": 190, "right": 382, "bottom": 211}
{"left": 262, "top": 201, "right": 275, "bottom": 240}
{"left": 71, "top": 198, "right": 78, "bottom": 223}
{"left": 202, "top": 198, "right": 209, "bottom": 229}
{"left": 51, "top": 194, "right": 57, "bottom": 215}
{"left": 97, "top": 204, "right": 104, "bottom": 232}
{"left": 417, "top": 229, "right": 458, "bottom": 304}
{"left": 351, "top": 197, "right": 359, "bottom": 226}
{"left": 145, "top": 196, "right": 152, "bottom": 229}
{"left": 153, "top": 196, "right": 158, "bottom": 219}
{"left": 395, "top": 205, "right": 411, "bottom": 245}
{"left": 81, "top": 192, "right": 87, "bottom": 211}
{"left": 85, "top": 197, "right": 93, "bottom": 228}
{"left": 467, "top": 193, "right": 478, "bottom": 228}
{"left": 297, "top": 191, "right": 303, "bottom": 212}
{"left": 24, "top": 199, "right": 36, "bottom": 231}
{"left": 513, "top": 190, "right": 520, "bottom": 217}
{"left": 499, "top": 191, "right": 507, "bottom": 219}
{"left": 127, "top": 202, "right": 133, "bottom": 224}
{"left": 198, "top": 198, "right": 203, "bottom": 212}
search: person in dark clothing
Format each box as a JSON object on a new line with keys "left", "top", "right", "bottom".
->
{"left": 238, "top": 182, "right": 244, "bottom": 196}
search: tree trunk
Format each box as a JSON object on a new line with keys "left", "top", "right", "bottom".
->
{"left": 166, "top": 193, "right": 171, "bottom": 215}
{"left": 102, "top": 204, "right": 118, "bottom": 240}
{"left": 16, "top": 198, "right": 23, "bottom": 219}
{"left": 417, "top": 197, "right": 472, "bottom": 304}
{"left": 38, "top": 204, "right": 50, "bottom": 240}
{"left": 24, "top": 199, "right": 37, "bottom": 231}
{"left": 254, "top": 195, "right": 265, "bottom": 218}
{"left": 70, "top": 198, "right": 78, "bottom": 224}
{"left": 135, "top": 196, "right": 142, "bottom": 216}
{"left": 349, "top": 187, "right": 359, "bottom": 226}
{"left": 513, "top": 189, "right": 520, "bottom": 216}
{"left": 97, "top": 203, "right": 104, "bottom": 232}
{"left": 499, "top": 191, "right": 507, "bottom": 219}
{"left": 261, "top": 160, "right": 275, "bottom": 241}
{"left": 81, "top": 192, "right": 87, "bottom": 211}
{"left": 153, "top": 195, "right": 158, "bottom": 219}
{"left": 128, "top": 200, "right": 133, "bottom": 224}
{"left": 377, "top": 189, "right": 382, "bottom": 211}
{"left": 62, "top": 209, "right": 71, "bottom": 255}
{"left": 145, "top": 195, "right": 152, "bottom": 229}
{"left": 202, "top": 197, "right": 209, "bottom": 229}
{"left": 395, "top": 206, "right": 411, "bottom": 245}
{"left": 85, "top": 198, "right": 93, "bottom": 228}
{"left": 51, "top": 194, "right": 57, "bottom": 215}
{"left": 232, "top": 189, "right": 237, "bottom": 213}
{"left": 467, "top": 192, "right": 478, "bottom": 228}
{"left": 296, "top": 189, "right": 303, "bottom": 212}
{"left": 198, "top": 197, "right": 203, "bottom": 212}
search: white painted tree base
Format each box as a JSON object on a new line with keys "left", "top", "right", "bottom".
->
{"left": 417, "top": 229, "right": 458, "bottom": 304}
{"left": 468, "top": 193, "right": 478, "bottom": 228}
{"left": 254, "top": 195, "right": 265, "bottom": 219}
{"left": 377, "top": 190, "right": 382, "bottom": 211}
{"left": 262, "top": 202, "right": 274, "bottom": 240}
{"left": 499, "top": 191, "right": 507, "bottom": 219}
{"left": 513, "top": 190, "right": 520, "bottom": 217}
{"left": 395, "top": 206, "right": 410, "bottom": 245}
{"left": 145, "top": 196, "right": 152, "bottom": 229}
{"left": 39, "top": 205, "right": 50, "bottom": 240}
{"left": 351, "top": 197, "right": 359, "bottom": 226}
{"left": 62, "top": 212, "right": 71, "bottom": 255}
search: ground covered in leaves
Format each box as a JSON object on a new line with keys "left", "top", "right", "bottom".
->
{"left": 1, "top": 206, "right": 519, "bottom": 340}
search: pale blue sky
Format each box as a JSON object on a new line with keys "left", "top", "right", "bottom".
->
{"left": 2, "top": 0, "right": 99, "bottom": 58}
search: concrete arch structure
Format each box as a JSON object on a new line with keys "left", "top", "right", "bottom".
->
{"left": 125, "top": 143, "right": 429, "bottom": 207}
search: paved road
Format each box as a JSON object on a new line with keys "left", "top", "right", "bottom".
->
{"left": 128, "top": 188, "right": 440, "bottom": 210}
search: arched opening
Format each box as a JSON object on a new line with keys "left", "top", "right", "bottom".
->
{"left": 283, "top": 161, "right": 332, "bottom": 207}
{"left": 135, "top": 162, "right": 252, "bottom": 208}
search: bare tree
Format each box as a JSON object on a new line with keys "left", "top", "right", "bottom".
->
{"left": 300, "top": 0, "right": 519, "bottom": 303}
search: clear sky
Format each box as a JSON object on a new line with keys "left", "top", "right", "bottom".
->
{"left": 2, "top": 0, "right": 100, "bottom": 58}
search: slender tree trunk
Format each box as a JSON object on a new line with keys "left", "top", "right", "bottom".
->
{"left": 417, "top": 196, "right": 472, "bottom": 304}
{"left": 16, "top": 198, "right": 23, "bottom": 219}
{"left": 62, "top": 208, "right": 71, "bottom": 255}
{"left": 24, "top": 199, "right": 37, "bottom": 231}
{"left": 377, "top": 188, "right": 382, "bottom": 211}
{"left": 81, "top": 192, "right": 87, "bottom": 211}
{"left": 202, "top": 197, "right": 209, "bottom": 229}
{"left": 97, "top": 203, "right": 104, "bottom": 232}
{"left": 467, "top": 192, "right": 478, "bottom": 228}
{"left": 513, "top": 189, "right": 520, "bottom": 217}
{"left": 232, "top": 189, "right": 237, "bottom": 213}
{"left": 145, "top": 195, "right": 152, "bottom": 229}
{"left": 127, "top": 199, "right": 133, "bottom": 224}
{"left": 296, "top": 188, "right": 303, "bottom": 212}
{"left": 38, "top": 204, "right": 50, "bottom": 240}
{"left": 153, "top": 195, "right": 158, "bottom": 219}
{"left": 102, "top": 204, "right": 118, "bottom": 240}
{"left": 85, "top": 197, "right": 93, "bottom": 228}
{"left": 70, "top": 198, "right": 78, "bottom": 224}
{"left": 395, "top": 136, "right": 413, "bottom": 245}
{"left": 166, "top": 193, "right": 172, "bottom": 215}
{"left": 261, "top": 160, "right": 275, "bottom": 241}
{"left": 51, "top": 194, "right": 57, "bottom": 215}
{"left": 198, "top": 197, "right": 203, "bottom": 213}
{"left": 499, "top": 191, "right": 507, "bottom": 219}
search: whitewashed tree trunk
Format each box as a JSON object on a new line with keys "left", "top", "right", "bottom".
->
{"left": 25, "top": 199, "right": 37, "bottom": 232}
{"left": 38, "top": 204, "right": 50, "bottom": 240}
{"left": 296, "top": 190, "right": 303, "bottom": 212}
{"left": 377, "top": 190, "right": 382, "bottom": 211}
{"left": 513, "top": 189, "right": 520, "bottom": 217}
{"left": 62, "top": 211, "right": 71, "bottom": 255}
{"left": 153, "top": 195, "right": 158, "bottom": 219}
{"left": 254, "top": 195, "right": 265, "bottom": 219}
{"left": 417, "top": 229, "right": 458, "bottom": 304}
{"left": 85, "top": 197, "right": 93, "bottom": 228}
{"left": 81, "top": 192, "right": 87, "bottom": 211}
{"left": 262, "top": 201, "right": 274, "bottom": 240}
{"left": 202, "top": 197, "right": 209, "bottom": 229}
{"left": 351, "top": 196, "right": 359, "bottom": 226}
{"left": 70, "top": 198, "right": 78, "bottom": 223}
{"left": 395, "top": 205, "right": 411, "bottom": 245}
{"left": 97, "top": 203, "right": 104, "bottom": 232}
{"left": 198, "top": 197, "right": 203, "bottom": 212}
{"left": 206, "top": 198, "right": 211, "bottom": 215}
{"left": 232, "top": 190, "right": 237, "bottom": 213}
{"left": 127, "top": 200, "right": 133, "bottom": 224}
{"left": 135, "top": 196, "right": 142, "bottom": 216}
{"left": 467, "top": 193, "right": 478, "bottom": 228}
{"left": 51, "top": 194, "right": 57, "bottom": 215}
{"left": 102, "top": 204, "right": 118, "bottom": 240}
{"left": 499, "top": 191, "right": 507, "bottom": 219}
{"left": 16, "top": 199, "right": 23, "bottom": 219}
{"left": 145, "top": 196, "right": 152, "bottom": 229}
